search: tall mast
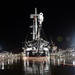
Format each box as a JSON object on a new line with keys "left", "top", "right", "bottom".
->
{"left": 37, "top": 12, "right": 44, "bottom": 40}
{"left": 30, "top": 8, "right": 38, "bottom": 40}
{"left": 37, "top": 12, "right": 44, "bottom": 55}
{"left": 30, "top": 8, "right": 44, "bottom": 55}
{"left": 35, "top": 8, "right": 38, "bottom": 40}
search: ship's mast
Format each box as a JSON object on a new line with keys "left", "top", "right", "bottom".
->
{"left": 30, "top": 8, "right": 44, "bottom": 55}
{"left": 37, "top": 12, "right": 44, "bottom": 55}
{"left": 30, "top": 8, "right": 38, "bottom": 40}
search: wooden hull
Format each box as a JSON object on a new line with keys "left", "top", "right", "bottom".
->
{"left": 22, "top": 56, "right": 50, "bottom": 62}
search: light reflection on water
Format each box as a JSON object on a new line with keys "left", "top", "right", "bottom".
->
{"left": 23, "top": 59, "right": 51, "bottom": 75}
{"left": 0, "top": 57, "right": 20, "bottom": 70}
{"left": 0, "top": 57, "right": 75, "bottom": 75}
{"left": 22, "top": 58, "right": 75, "bottom": 75}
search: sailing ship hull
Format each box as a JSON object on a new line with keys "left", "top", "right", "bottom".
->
{"left": 27, "top": 51, "right": 48, "bottom": 57}
{"left": 22, "top": 49, "right": 49, "bottom": 57}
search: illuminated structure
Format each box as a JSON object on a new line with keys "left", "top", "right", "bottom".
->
{"left": 22, "top": 8, "right": 50, "bottom": 56}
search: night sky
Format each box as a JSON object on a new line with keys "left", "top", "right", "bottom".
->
{"left": 0, "top": 1, "right": 75, "bottom": 51}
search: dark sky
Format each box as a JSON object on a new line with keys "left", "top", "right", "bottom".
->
{"left": 0, "top": 1, "right": 75, "bottom": 51}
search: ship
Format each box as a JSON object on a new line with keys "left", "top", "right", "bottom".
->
{"left": 22, "top": 8, "right": 51, "bottom": 57}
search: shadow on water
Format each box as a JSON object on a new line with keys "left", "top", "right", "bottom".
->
{"left": 0, "top": 57, "right": 75, "bottom": 75}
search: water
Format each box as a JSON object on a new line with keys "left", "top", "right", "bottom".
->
{"left": 0, "top": 57, "right": 75, "bottom": 75}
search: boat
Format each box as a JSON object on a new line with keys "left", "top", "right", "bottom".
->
{"left": 22, "top": 8, "right": 50, "bottom": 57}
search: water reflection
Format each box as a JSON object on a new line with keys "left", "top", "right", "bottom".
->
{"left": 0, "top": 57, "right": 20, "bottom": 70}
{"left": 2, "top": 61, "right": 4, "bottom": 70}
{"left": 23, "top": 59, "right": 51, "bottom": 75}
{"left": 1, "top": 56, "right": 75, "bottom": 75}
{"left": 22, "top": 58, "right": 75, "bottom": 75}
